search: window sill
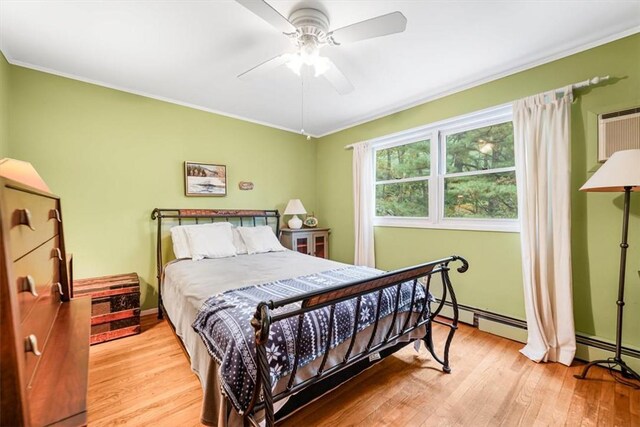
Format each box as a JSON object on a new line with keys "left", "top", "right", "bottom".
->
{"left": 373, "top": 217, "right": 520, "bottom": 233}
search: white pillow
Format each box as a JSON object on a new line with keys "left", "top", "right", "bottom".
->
{"left": 237, "top": 226, "right": 286, "bottom": 255}
{"left": 170, "top": 223, "right": 233, "bottom": 259}
{"left": 170, "top": 226, "right": 191, "bottom": 259}
{"left": 232, "top": 228, "right": 248, "bottom": 255}
{"left": 185, "top": 224, "right": 237, "bottom": 261}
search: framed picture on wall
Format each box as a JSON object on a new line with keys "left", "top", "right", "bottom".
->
{"left": 184, "top": 161, "right": 227, "bottom": 197}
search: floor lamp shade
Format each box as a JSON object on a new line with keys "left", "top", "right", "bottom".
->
{"left": 284, "top": 199, "right": 306, "bottom": 229}
{"left": 575, "top": 148, "right": 640, "bottom": 386}
{"left": 580, "top": 149, "right": 640, "bottom": 192}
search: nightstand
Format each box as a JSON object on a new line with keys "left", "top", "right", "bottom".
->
{"left": 280, "top": 228, "right": 330, "bottom": 259}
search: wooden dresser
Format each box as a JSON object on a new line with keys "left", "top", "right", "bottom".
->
{"left": 0, "top": 177, "right": 91, "bottom": 426}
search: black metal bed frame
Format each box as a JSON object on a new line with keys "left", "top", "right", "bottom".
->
{"left": 151, "top": 208, "right": 281, "bottom": 319}
{"left": 151, "top": 208, "right": 468, "bottom": 427}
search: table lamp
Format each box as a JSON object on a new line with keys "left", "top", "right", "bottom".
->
{"left": 284, "top": 199, "right": 306, "bottom": 229}
{"left": 575, "top": 149, "right": 640, "bottom": 387}
{"left": 0, "top": 158, "right": 50, "bottom": 193}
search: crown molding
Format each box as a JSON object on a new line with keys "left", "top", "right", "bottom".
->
{"left": 2, "top": 25, "right": 638, "bottom": 139}
{"left": 315, "top": 26, "right": 640, "bottom": 138}
{"left": 2, "top": 54, "right": 319, "bottom": 138}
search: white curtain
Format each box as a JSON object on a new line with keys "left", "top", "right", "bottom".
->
{"left": 352, "top": 141, "right": 375, "bottom": 267}
{"left": 513, "top": 87, "right": 576, "bottom": 366}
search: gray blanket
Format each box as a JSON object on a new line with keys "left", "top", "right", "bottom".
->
{"left": 192, "top": 266, "right": 428, "bottom": 414}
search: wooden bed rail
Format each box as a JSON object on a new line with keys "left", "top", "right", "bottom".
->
{"left": 247, "top": 255, "right": 469, "bottom": 427}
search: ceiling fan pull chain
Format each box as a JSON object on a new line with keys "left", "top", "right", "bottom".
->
{"left": 301, "top": 73, "right": 310, "bottom": 140}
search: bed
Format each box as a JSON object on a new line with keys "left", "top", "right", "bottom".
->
{"left": 151, "top": 208, "right": 468, "bottom": 427}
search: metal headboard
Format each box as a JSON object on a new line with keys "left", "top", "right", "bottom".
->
{"left": 150, "top": 208, "right": 280, "bottom": 319}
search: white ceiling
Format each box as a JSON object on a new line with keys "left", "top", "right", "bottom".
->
{"left": 1, "top": 1, "right": 639, "bottom": 137}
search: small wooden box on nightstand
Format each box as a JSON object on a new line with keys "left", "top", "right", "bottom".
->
{"left": 280, "top": 227, "right": 330, "bottom": 259}
{"left": 74, "top": 273, "right": 141, "bottom": 345}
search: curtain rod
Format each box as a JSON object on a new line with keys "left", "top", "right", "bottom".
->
{"left": 344, "top": 75, "right": 610, "bottom": 150}
{"left": 562, "top": 75, "right": 609, "bottom": 93}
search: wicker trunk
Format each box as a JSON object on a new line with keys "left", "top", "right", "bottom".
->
{"left": 74, "top": 273, "right": 141, "bottom": 345}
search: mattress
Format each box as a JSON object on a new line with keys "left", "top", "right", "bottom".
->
{"left": 162, "top": 250, "right": 426, "bottom": 426}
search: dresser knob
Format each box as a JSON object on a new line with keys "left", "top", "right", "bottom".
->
{"left": 25, "top": 335, "right": 42, "bottom": 357}
{"left": 52, "top": 247, "right": 63, "bottom": 261}
{"left": 50, "top": 208, "right": 62, "bottom": 223}
{"left": 18, "top": 209, "right": 35, "bottom": 231}
{"left": 21, "top": 275, "right": 38, "bottom": 297}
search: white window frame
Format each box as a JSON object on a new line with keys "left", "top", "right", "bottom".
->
{"left": 373, "top": 128, "right": 436, "bottom": 223}
{"left": 371, "top": 103, "right": 519, "bottom": 233}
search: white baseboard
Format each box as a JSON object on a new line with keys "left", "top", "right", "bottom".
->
{"left": 437, "top": 305, "right": 475, "bottom": 325}
{"left": 575, "top": 338, "right": 640, "bottom": 373}
{"left": 437, "top": 300, "right": 640, "bottom": 372}
{"left": 476, "top": 317, "right": 640, "bottom": 372}
{"left": 477, "top": 317, "right": 528, "bottom": 344}
{"left": 140, "top": 308, "right": 159, "bottom": 317}
{"left": 437, "top": 304, "right": 527, "bottom": 344}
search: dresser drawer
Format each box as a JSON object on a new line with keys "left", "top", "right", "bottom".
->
{"left": 5, "top": 187, "right": 59, "bottom": 261}
{"left": 21, "top": 283, "right": 63, "bottom": 387}
{"left": 13, "top": 236, "right": 62, "bottom": 322}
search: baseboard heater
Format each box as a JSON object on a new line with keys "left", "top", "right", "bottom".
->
{"left": 435, "top": 299, "right": 640, "bottom": 362}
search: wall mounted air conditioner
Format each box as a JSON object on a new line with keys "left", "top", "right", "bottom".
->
{"left": 598, "top": 107, "right": 640, "bottom": 162}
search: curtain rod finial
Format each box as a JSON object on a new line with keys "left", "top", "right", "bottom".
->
{"left": 589, "top": 75, "right": 610, "bottom": 85}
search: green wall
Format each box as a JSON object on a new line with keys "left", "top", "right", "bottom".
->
{"left": 8, "top": 67, "right": 316, "bottom": 310}
{"left": 316, "top": 34, "right": 640, "bottom": 348}
{"left": 0, "top": 52, "right": 9, "bottom": 158}
{"left": 3, "top": 34, "right": 639, "bottom": 347}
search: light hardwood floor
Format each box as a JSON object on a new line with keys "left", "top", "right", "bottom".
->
{"left": 87, "top": 316, "right": 639, "bottom": 426}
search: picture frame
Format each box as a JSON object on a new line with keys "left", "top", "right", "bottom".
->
{"left": 184, "top": 161, "right": 227, "bottom": 197}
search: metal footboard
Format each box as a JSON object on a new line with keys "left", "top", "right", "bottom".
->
{"left": 247, "top": 255, "right": 468, "bottom": 426}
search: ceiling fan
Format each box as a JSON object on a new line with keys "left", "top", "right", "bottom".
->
{"left": 236, "top": 0, "right": 407, "bottom": 95}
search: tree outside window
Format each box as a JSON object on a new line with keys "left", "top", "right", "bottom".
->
{"left": 372, "top": 106, "right": 518, "bottom": 231}
{"left": 444, "top": 122, "right": 517, "bottom": 219}
{"left": 375, "top": 140, "right": 430, "bottom": 217}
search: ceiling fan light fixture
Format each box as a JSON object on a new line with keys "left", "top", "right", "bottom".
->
{"left": 284, "top": 53, "right": 303, "bottom": 75}
{"left": 236, "top": 1, "right": 407, "bottom": 96}
{"left": 312, "top": 56, "right": 330, "bottom": 77}
{"left": 283, "top": 51, "right": 330, "bottom": 77}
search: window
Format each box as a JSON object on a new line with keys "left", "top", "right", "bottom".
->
{"left": 373, "top": 105, "right": 518, "bottom": 232}
{"left": 375, "top": 140, "right": 430, "bottom": 217}
{"left": 443, "top": 121, "right": 517, "bottom": 219}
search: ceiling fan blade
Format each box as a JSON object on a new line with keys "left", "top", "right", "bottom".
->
{"left": 238, "top": 54, "right": 289, "bottom": 80}
{"left": 323, "top": 58, "right": 354, "bottom": 95}
{"left": 329, "top": 11, "right": 407, "bottom": 44}
{"left": 236, "top": 0, "right": 296, "bottom": 34}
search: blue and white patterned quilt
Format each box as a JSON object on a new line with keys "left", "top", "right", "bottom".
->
{"left": 192, "top": 266, "right": 428, "bottom": 413}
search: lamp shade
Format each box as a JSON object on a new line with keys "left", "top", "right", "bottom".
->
{"left": 580, "top": 149, "right": 640, "bottom": 192}
{"left": 0, "top": 158, "right": 51, "bottom": 193}
{"left": 284, "top": 199, "right": 306, "bottom": 215}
